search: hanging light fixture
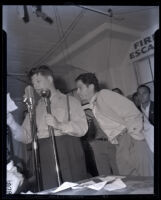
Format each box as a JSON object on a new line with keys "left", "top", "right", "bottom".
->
{"left": 31, "top": 5, "right": 53, "bottom": 24}
{"left": 17, "top": 5, "right": 53, "bottom": 24}
{"left": 17, "top": 5, "right": 29, "bottom": 23}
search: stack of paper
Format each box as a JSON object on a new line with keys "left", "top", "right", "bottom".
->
{"left": 21, "top": 191, "right": 35, "bottom": 194}
{"left": 104, "top": 178, "right": 126, "bottom": 191}
{"left": 72, "top": 181, "right": 96, "bottom": 190}
{"left": 87, "top": 181, "right": 108, "bottom": 191}
{"left": 22, "top": 176, "right": 127, "bottom": 194}
{"left": 51, "top": 182, "right": 78, "bottom": 193}
{"left": 98, "top": 175, "right": 125, "bottom": 182}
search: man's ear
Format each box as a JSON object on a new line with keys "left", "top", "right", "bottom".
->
{"left": 48, "top": 76, "right": 53, "bottom": 83}
{"left": 89, "top": 84, "right": 94, "bottom": 91}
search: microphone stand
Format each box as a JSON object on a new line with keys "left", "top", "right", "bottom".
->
{"left": 41, "top": 90, "right": 62, "bottom": 186}
{"left": 24, "top": 99, "right": 43, "bottom": 192}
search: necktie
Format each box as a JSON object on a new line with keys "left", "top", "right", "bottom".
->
{"left": 84, "top": 108, "right": 108, "bottom": 141}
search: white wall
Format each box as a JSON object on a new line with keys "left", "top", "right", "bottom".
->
{"left": 52, "top": 23, "right": 159, "bottom": 96}
{"left": 57, "top": 30, "right": 138, "bottom": 93}
{"left": 105, "top": 35, "right": 139, "bottom": 94}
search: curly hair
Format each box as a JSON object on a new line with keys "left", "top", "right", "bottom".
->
{"left": 27, "top": 65, "right": 54, "bottom": 81}
{"left": 75, "top": 73, "right": 100, "bottom": 92}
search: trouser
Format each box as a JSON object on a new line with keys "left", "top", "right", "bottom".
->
{"left": 28, "top": 135, "right": 88, "bottom": 190}
{"left": 81, "top": 140, "right": 98, "bottom": 177}
{"left": 90, "top": 140, "right": 119, "bottom": 176}
{"left": 116, "top": 132, "right": 154, "bottom": 176}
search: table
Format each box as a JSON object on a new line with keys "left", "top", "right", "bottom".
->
{"left": 37, "top": 176, "right": 153, "bottom": 195}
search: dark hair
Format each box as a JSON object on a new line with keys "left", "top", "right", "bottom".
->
{"left": 112, "top": 88, "right": 124, "bottom": 95}
{"left": 75, "top": 73, "right": 100, "bottom": 92}
{"left": 137, "top": 84, "right": 151, "bottom": 94}
{"left": 27, "top": 65, "right": 54, "bottom": 81}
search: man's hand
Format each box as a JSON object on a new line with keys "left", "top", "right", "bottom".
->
{"left": 7, "top": 113, "right": 15, "bottom": 127}
{"left": 45, "top": 114, "right": 61, "bottom": 130}
{"left": 7, "top": 160, "right": 24, "bottom": 194}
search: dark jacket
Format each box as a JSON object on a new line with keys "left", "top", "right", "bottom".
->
{"left": 149, "top": 101, "right": 154, "bottom": 126}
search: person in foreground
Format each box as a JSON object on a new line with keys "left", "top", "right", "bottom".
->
{"left": 7, "top": 65, "right": 88, "bottom": 191}
{"left": 75, "top": 73, "right": 153, "bottom": 177}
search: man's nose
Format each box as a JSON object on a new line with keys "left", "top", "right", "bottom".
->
{"left": 33, "top": 83, "right": 38, "bottom": 89}
{"left": 33, "top": 83, "right": 36, "bottom": 88}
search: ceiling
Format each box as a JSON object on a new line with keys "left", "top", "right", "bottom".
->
{"left": 3, "top": 5, "right": 159, "bottom": 73}
{"left": 2, "top": 5, "right": 159, "bottom": 97}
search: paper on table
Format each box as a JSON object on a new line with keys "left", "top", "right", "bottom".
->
{"left": 104, "top": 178, "right": 126, "bottom": 191}
{"left": 72, "top": 180, "right": 96, "bottom": 190}
{"left": 98, "top": 176, "right": 125, "bottom": 182}
{"left": 36, "top": 188, "right": 57, "bottom": 195}
{"left": 87, "top": 181, "right": 107, "bottom": 191}
{"left": 51, "top": 182, "right": 78, "bottom": 193}
{"left": 21, "top": 191, "right": 35, "bottom": 194}
{"left": 7, "top": 93, "right": 18, "bottom": 113}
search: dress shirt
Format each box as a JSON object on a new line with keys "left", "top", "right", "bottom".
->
{"left": 14, "top": 90, "right": 88, "bottom": 144}
{"left": 141, "top": 102, "right": 150, "bottom": 120}
{"left": 89, "top": 89, "right": 145, "bottom": 144}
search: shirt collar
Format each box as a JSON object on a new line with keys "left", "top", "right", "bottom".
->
{"left": 50, "top": 89, "right": 61, "bottom": 101}
{"left": 141, "top": 101, "right": 150, "bottom": 112}
{"left": 89, "top": 93, "right": 98, "bottom": 108}
{"left": 141, "top": 102, "right": 150, "bottom": 119}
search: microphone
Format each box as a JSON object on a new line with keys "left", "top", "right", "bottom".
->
{"left": 40, "top": 90, "right": 51, "bottom": 110}
{"left": 40, "top": 90, "right": 51, "bottom": 98}
{"left": 24, "top": 85, "right": 35, "bottom": 106}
